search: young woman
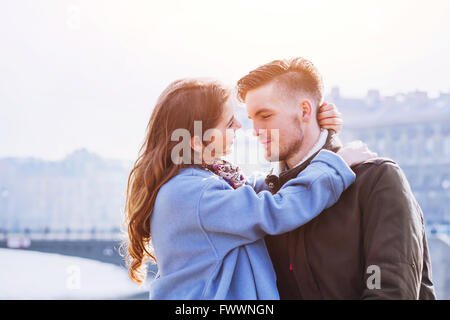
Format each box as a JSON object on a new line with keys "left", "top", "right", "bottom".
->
{"left": 123, "top": 78, "right": 375, "bottom": 299}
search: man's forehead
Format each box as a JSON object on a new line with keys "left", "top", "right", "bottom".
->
{"left": 245, "top": 81, "right": 282, "bottom": 107}
{"left": 246, "top": 81, "right": 275, "bottom": 97}
{"left": 245, "top": 86, "right": 284, "bottom": 119}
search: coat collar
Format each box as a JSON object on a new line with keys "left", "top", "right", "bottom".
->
{"left": 265, "top": 130, "right": 343, "bottom": 194}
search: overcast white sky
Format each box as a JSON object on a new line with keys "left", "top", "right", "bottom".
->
{"left": 1, "top": 0, "right": 450, "bottom": 161}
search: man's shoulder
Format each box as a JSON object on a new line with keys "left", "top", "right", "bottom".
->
{"left": 349, "top": 156, "right": 410, "bottom": 192}
{"left": 354, "top": 156, "right": 397, "bottom": 168}
{"left": 348, "top": 156, "right": 416, "bottom": 205}
{"left": 352, "top": 156, "right": 401, "bottom": 176}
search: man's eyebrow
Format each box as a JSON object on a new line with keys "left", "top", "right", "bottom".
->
{"left": 248, "top": 108, "right": 273, "bottom": 119}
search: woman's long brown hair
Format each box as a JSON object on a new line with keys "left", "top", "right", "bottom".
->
{"left": 122, "top": 78, "right": 230, "bottom": 283}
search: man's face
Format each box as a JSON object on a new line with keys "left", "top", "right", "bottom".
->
{"left": 245, "top": 81, "right": 305, "bottom": 162}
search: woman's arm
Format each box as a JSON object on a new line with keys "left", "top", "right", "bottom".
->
{"left": 197, "top": 149, "right": 355, "bottom": 258}
{"left": 245, "top": 172, "right": 270, "bottom": 193}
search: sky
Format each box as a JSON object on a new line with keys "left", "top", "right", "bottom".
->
{"left": 1, "top": 0, "right": 450, "bottom": 161}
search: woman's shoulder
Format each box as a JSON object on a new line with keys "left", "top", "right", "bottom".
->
{"left": 152, "top": 167, "right": 230, "bottom": 222}
{"left": 158, "top": 167, "right": 229, "bottom": 198}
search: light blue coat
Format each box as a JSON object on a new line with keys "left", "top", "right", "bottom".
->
{"left": 149, "top": 150, "right": 356, "bottom": 300}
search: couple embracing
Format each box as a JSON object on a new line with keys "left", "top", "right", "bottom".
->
{"left": 123, "top": 57, "right": 435, "bottom": 300}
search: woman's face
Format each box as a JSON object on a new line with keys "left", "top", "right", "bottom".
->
{"left": 205, "top": 98, "right": 242, "bottom": 161}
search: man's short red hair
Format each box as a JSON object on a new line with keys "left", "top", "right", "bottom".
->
{"left": 236, "top": 57, "right": 324, "bottom": 108}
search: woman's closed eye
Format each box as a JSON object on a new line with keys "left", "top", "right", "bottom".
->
{"left": 262, "top": 114, "right": 272, "bottom": 119}
{"left": 226, "top": 116, "right": 235, "bottom": 128}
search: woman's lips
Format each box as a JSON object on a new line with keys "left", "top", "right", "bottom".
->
{"left": 262, "top": 140, "right": 271, "bottom": 148}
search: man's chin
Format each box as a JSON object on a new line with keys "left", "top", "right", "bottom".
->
{"left": 264, "top": 152, "right": 280, "bottom": 163}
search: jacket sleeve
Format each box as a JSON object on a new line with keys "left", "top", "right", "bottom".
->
{"left": 360, "top": 161, "right": 435, "bottom": 299}
{"left": 197, "top": 150, "right": 356, "bottom": 258}
{"left": 245, "top": 171, "right": 270, "bottom": 193}
{"left": 419, "top": 229, "right": 436, "bottom": 299}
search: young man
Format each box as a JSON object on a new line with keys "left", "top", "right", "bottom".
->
{"left": 237, "top": 57, "right": 436, "bottom": 299}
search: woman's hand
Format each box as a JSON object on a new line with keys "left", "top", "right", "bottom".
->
{"left": 318, "top": 102, "right": 343, "bottom": 134}
{"left": 337, "top": 141, "right": 377, "bottom": 167}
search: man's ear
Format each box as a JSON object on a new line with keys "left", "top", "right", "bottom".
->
{"left": 299, "top": 100, "right": 313, "bottom": 122}
{"left": 190, "top": 135, "right": 203, "bottom": 154}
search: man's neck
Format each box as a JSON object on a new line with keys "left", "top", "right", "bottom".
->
{"left": 285, "top": 125, "right": 321, "bottom": 170}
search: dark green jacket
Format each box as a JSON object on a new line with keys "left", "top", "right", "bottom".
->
{"left": 265, "top": 131, "right": 436, "bottom": 299}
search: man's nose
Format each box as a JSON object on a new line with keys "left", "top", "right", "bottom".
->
{"left": 253, "top": 123, "right": 266, "bottom": 137}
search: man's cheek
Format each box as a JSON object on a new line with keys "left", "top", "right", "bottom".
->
{"left": 268, "top": 127, "right": 281, "bottom": 141}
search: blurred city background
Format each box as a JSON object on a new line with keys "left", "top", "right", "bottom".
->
{"left": 1, "top": 0, "right": 449, "bottom": 299}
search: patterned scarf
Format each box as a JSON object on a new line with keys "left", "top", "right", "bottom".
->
{"left": 200, "top": 159, "right": 246, "bottom": 189}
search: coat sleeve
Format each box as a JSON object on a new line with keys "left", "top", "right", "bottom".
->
{"left": 245, "top": 171, "right": 270, "bottom": 193}
{"left": 418, "top": 223, "right": 437, "bottom": 299}
{"left": 360, "top": 161, "right": 436, "bottom": 299}
{"left": 197, "top": 150, "right": 355, "bottom": 258}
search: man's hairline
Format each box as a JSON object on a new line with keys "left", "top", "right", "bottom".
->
{"left": 244, "top": 78, "right": 319, "bottom": 110}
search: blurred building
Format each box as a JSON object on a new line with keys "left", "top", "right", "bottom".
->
{"left": 0, "top": 148, "right": 129, "bottom": 237}
{"left": 331, "top": 88, "right": 450, "bottom": 227}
